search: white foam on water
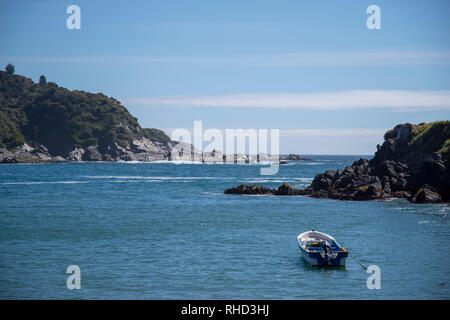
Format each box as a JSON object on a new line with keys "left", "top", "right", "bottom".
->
{"left": 2, "top": 181, "right": 89, "bottom": 185}
{"left": 116, "top": 160, "right": 146, "bottom": 164}
{"left": 83, "top": 175, "right": 232, "bottom": 180}
{"left": 243, "top": 180, "right": 285, "bottom": 183}
{"left": 240, "top": 177, "right": 313, "bottom": 182}
{"left": 300, "top": 162, "right": 323, "bottom": 165}
{"left": 201, "top": 192, "right": 224, "bottom": 196}
{"left": 112, "top": 160, "right": 294, "bottom": 166}
{"left": 111, "top": 179, "right": 162, "bottom": 183}
{"left": 292, "top": 177, "right": 314, "bottom": 182}
{"left": 82, "top": 176, "right": 315, "bottom": 185}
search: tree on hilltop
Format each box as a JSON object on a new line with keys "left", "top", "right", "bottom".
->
{"left": 5, "top": 63, "right": 15, "bottom": 74}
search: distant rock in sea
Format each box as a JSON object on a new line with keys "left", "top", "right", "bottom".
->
{"left": 279, "top": 154, "right": 312, "bottom": 161}
{"left": 224, "top": 183, "right": 307, "bottom": 196}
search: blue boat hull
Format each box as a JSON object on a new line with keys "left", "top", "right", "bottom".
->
{"left": 298, "top": 244, "right": 348, "bottom": 266}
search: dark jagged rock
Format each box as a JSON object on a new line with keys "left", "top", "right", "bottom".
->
{"left": 392, "top": 191, "right": 412, "bottom": 199}
{"left": 352, "top": 184, "right": 384, "bottom": 201}
{"left": 411, "top": 184, "right": 442, "bottom": 203}
{"left": 224, "top": 122, "right": 450, "bottom": 203}
{"left": 275, "top": 183, "right": 306, "bottom": 195}
{"left": 304, "top": 122, "right": 450, "bottom": 203}
{"left": 224, "top": 183, "right": 307, "bottom": 196}
{"left": 224, "top": 184, "right": 275, "bottom": 195}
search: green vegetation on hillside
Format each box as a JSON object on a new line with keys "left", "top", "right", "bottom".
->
{"left": 0, "top": 66, "right": 170, "bottom": 155}
{"left": 410, "top": 121, "right": 449, "bottom": 143}
{"left": 409, "top": 121, "right": 450, "bottom": 157}
{"left": 383, "top": 128, "right": 395, "bottom": 140}
{"left": 382, "top": 121, "right": 450, "bottom": 158}
{"left": 142, "top": 128, "right": 171, "bottom": 144}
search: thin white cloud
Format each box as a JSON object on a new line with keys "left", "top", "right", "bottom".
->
{"left": 0, "top": 56, "right": 207, "bottom": 63}
{"left": 2, "top": 49, "right": 450, "bottom": 66}
{"left": 270, "top": 50, "right": 450, "bottom": 67}
{"left": 124, "top": 90, "right": 450, "bottom": 111}
{"left": 279, "top": 128, "right": 388, "bottom": 137}
{"left": 278, "top": 128, "right": 387, "bottom": 155}
{"left": 161, "top": 127, "right": 387, "bottom": 155}
{"left": 162, "top": 127, "right": 388, "bottom": 137}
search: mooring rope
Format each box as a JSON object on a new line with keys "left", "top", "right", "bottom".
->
{"left": 348, "top": 250, "right": 368, "bottom": 270}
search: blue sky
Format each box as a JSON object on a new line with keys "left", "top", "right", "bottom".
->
{"left": 1, "top": 0, "right": 449, "bottom": 154}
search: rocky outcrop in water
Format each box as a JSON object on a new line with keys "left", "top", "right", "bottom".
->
{"left": 224, "top": 184, "right": 276, "bottom": 195}
{"left": 275, "top": 183, "right": 307, "bottom": 195}
{"left": 224, "top": 183, "right": 307, "bottom": 196}
{"left": 279, "top": 154, "right": 312, "bottom": 161}
{"left": 225, "top": 122, "right": 450, "bottom": 203}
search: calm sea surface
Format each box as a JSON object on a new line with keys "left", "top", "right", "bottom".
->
{"left": 0, "top": 156, "right": 449, "bottom": 299}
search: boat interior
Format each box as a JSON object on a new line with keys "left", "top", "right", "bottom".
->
{"left": 299, "top": 231, "right": 342, "bottom": 253}
{"left": 303, "top": 239, "right": 340, "bottom": 252}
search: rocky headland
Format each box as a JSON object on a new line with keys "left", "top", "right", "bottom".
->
{"left": 0, "top": 67, "right": 309, "bottom": 164}
{"left": 225, "top": 122, "right": 450, "bottom": 203}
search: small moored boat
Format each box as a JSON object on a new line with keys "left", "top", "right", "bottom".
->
{"left": 297, "top": 230, "right": 348, "bottom": 266}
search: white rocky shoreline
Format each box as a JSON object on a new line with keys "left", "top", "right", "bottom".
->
{"left": 0, "top": 138, "right": 309, "bottom": 164}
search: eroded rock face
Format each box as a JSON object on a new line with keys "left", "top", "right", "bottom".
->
{"left": 392, "top": 191, "right": 412, "bottom": 199}
{"left": 1, "top": 143, "right": 54, "bottom": 163}
{"left": 68, "top": 148, "right": 85, "bottom": 161}
{"left": 34, "top": 145, "right": 52, "bottom": 160}
{"left": 13, "top": 143, "right": 35, "bottom": 160}
{"left": 275, "top": 183, "right": 306, "bottom": 196}
{"left": 411, "top": 185, "right": 442, "bottom": 203}
{"left": 0, "top": 148, "right": 14, "bottom": 162}
{"left": 83, "top": 146, "right": 103, "bottom": 161}
{"left": 417, "top": 153, "right": 449, "bottom": 200}
{"left": 63, "top": 137, "right": 172, "bottom": 162}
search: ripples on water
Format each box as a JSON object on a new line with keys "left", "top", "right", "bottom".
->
{"left": 0, "top": 155, "right": 448, "bottom": 299}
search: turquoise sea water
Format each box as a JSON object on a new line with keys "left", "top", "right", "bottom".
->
{"left": 0, "top": 156, "right": 449, "bottom": 299}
